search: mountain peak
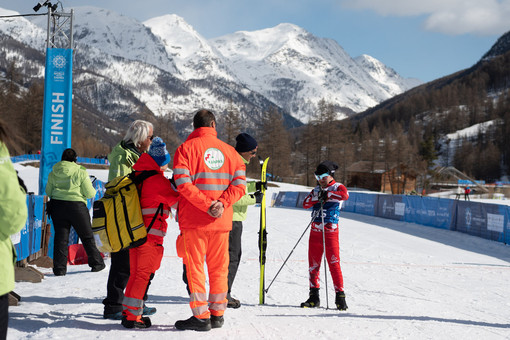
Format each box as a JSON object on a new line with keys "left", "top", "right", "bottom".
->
{"left": 482, "top": 30, "right": 510, "bottom": 60}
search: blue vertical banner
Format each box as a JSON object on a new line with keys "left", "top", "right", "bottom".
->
{"left": 39, "top": 48, "right": 73, "bottom": 195}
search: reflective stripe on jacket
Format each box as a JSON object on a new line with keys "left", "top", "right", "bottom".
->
{"left": 133, "top": 153, "right": 179, "bottom": 244}
{"left": 173, "top": 127, "right": 246, "bottom": 231}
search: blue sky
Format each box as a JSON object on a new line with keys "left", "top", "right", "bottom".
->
{"left": 3, "top": 0, "right": 510, "bottom": 82}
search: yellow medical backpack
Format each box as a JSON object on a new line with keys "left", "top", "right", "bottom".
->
{"left": 92, "top": 170, "right": 160, "bottom": 253}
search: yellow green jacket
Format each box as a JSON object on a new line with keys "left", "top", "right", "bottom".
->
{"left": 45, "top": 161, "right": 96, "bottom": 204}
{"left": 0, "top": 143, "right": 28, "bottom": 296}
{"left": 107, "top": 141, "right": 140, "bottom": 181}
{"left": 232, "top": 156, "right": 257, "bottom": 222}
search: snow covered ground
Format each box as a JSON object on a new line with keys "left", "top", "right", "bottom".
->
{"left": 8, "top": 165, "right": 510, "bottom": 339}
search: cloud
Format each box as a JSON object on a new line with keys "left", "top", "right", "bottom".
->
{"left": 340, "top": 0, "right": 510, "bottom": 35}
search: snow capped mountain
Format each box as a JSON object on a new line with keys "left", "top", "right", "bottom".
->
{"left": 0, "top": 5, "right": 421, "bottom": 129}
{"left": 144, "top": 14, "right": 235, "bottom": 81}
{"left": 210, "top": 23, "right": 420, "bottom": 121}
{"left": 0, "top": 8, "right": 46, "bottom": 50}
{"left": 354, "top": 54, "right": 422, "bottom": 96}
{"left": 71, "top": 6, "right": 178, "bottom": 75}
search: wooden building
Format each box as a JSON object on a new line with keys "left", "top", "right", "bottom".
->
{"left": 346, "top": 161, "right": 417, "bottom": 194}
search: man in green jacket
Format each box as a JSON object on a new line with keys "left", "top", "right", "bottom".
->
{"left": 0, "top": 120, "right": 28, "bottom": 340}
{"left": 46, "top": 148, "right": 105, "bottom": 276}
{"left": 227, "top": 133, "right": 263, "bottom": 308}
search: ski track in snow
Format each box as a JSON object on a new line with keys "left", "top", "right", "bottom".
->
{"left": 7, "top": 166, "right": 510, "bottom": 339}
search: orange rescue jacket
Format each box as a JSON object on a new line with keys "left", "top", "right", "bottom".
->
{"left": 173, "top": 127, "right": 246, "bottom": 231}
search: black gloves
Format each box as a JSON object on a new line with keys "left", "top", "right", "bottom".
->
{"left": 255, "top": 181, "right": 267, "bottom": 192}
{"left": 318, "top": 190, "right": 328, "bottom": 203}
{"left": 253, "top": 191, "right": 263, "bottom": 204}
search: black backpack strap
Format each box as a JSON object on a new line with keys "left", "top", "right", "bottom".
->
{"left": 130, "top": 170, "right": 164, "bottom": 233}
{"left": 146, "top": 203, "right": 164, "bottom": 233}
{"left": 129, "top": 170, "right": 159, "bottom": 184}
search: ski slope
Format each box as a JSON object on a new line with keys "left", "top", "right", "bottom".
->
{"left": 8, "top": 165, "right": 510, "bottom": 339}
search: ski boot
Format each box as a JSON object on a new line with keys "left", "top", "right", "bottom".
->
{"left": 335, "top": 291, "right": 348, "bottom": 311}
{"left": 300, "top": 288, "right": 320, "bottom": 308}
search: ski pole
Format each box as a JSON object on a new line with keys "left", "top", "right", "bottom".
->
{"left": 265, "top": 209, "right": 320, "bottom": 293}
{"left": 320, "top": 190, "right": 330, "bottom": 309}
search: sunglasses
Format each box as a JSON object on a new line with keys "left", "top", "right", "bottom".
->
{"left": 314, "top": 172, "right": 329, "bottom": 181}
{"left": 148, "top": 135, "right": 154, "bottom": 141}
{"left": 250, "top": 150, "right": 257, "bottom": 155}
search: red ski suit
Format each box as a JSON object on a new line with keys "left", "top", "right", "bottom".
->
{"left": 173, "top": 127, "right": 246, "bottom": 319}
{"left": 302, "top": 180, "right": 348, "bottom": 292}
{"left": 122, "top": 153, "right": 179, "bottom": 321}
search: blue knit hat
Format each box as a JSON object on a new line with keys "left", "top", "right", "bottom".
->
{"left": 235, "top": 133, "right": 258, "bottom": 152}
{"left": 148, "top": 137, "right": 171, "bottom": 166}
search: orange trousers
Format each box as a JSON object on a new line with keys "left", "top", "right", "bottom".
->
{"left": 122, "top": 241, "right": 163, "bottom": 321}
{"left": 176, "top": 229, "right": 229, "bottom": 319}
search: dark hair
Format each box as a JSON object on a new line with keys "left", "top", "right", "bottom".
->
{"left": 193, "top": 109, "right": 216, "bottom": 129}
{"left": 61, "top": 148, "right": 77, "bottom": 162}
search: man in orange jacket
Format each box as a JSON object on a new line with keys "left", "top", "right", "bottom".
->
{"left": 173, "top": 109, "right": 246, "bottom": 332}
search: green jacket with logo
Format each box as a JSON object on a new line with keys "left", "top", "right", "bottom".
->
{"left": 0, "top": 142, "right": 28, "bottom": 296}
{"left": 45, "top": 161, "right": 96, "bottom": 204}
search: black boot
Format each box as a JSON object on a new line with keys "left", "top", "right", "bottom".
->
{"left": 335, "top": 291, "right": 348, "bottom": 311}
{"left": 211, "top": 315, "right": 224, "bottom": 329}
{"left": 121, "top": 316, "right": 152, "bottom": 329}
{"left": 175, "top": 316, "right": 212, "bottom": 332}
{"left": 300, "top": 288, "right": 320, "bottom": 308}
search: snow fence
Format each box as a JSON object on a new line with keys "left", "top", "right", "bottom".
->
{"left": 274, "top": 191, "right": 510, "bottom": 245}
{"left": 13, "top": 178, "right": 106, "bottom": 263}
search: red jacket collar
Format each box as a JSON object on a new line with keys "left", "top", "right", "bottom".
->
{"left": 133, "top": 153, "right": 163, "bottom": 172}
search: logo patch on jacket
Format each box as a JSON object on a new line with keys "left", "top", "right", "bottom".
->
{"left": 204, "top": 148, "right": 225, "bottom": 170}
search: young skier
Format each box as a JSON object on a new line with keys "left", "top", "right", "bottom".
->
{"left": 301, "top": 160, "right": 349, "bottom": 311}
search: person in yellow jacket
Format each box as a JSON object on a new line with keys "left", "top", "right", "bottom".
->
{"left": 227, "top": 133, "right": 262, "bottom": 308}
{"left": 173, "top": 109, "right": 246, "bottom": 331}
{"left": 0, "top": 119, "right": 28, "bottom": 340}
{"left": 46, "top": 148, "right": 105, "bottom": 276}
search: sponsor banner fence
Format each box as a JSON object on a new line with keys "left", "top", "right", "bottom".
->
{"left": 11, "top": 154, "right": 108, "bottom": 165}
{"left": 14, "top": 179, "right": 107, "bottom": 262}
{"left": 273, "top": 191, "right": 510, "bottom": 245}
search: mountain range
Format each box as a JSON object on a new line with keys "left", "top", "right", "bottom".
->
{"left": 0, "top": 6, "right": 420, "bottom": 139}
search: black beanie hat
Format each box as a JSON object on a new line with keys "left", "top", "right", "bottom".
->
{"left": 315, "top": 160, "right": 339, "bottom": 177}
{"left": 235, "top": 133, "right": 258, "bottom": 152}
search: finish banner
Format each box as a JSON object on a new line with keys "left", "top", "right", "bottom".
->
{"left": 38, "top": 48, "right": 73, "bottom": 195}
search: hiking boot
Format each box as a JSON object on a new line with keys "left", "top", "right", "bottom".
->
{"left": 142, "top": 305, "right": 157, "bottom": 316}
{"left": 227, "top": 296, "right": 241, "bottom": 309}
{"left": 335, "top": 291, "right": 348, "bottom": 311}
{"left": 300, "top": 288, "right": 320, "bottom": 308}
{"left": 211, "top": 315, "right": 224, "bottom": 329}
{"left": 91, "top": 263, "right": 105, "bottom": 272}
{"left": 103, "top": 311, "right": 123, "bottom": 320}
{"left": 175, "top": 316, "right": 212, "bottom": 332}
{"left": 121, "top": 316, "right": 152, "bottom": 329}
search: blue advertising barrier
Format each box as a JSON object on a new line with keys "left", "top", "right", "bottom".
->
{"left": 375, "top": 195, "right": 405, "bottom": 221}
{"left": 273, "top": 191, "right": 510, "bottom": 245}
{"left": 15, "top": 179, "right": 107, "bottom": 262}
{"left": 11, "top": 154, "right": 108, "bottom": 165}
